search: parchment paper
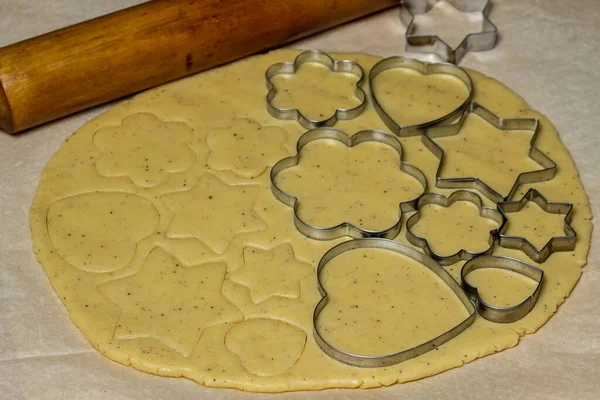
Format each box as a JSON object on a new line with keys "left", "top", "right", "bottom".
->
{"left": 1, "top": 1, "right": 599, "bottom": 399}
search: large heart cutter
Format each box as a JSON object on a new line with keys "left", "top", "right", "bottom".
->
{"left": 313, "top": 238, "right": 476, "bottom": 367}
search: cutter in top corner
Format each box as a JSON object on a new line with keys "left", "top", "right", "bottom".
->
{"left": 265, "top": 50, "right": 366, "bottom": 129}
{"left": 400, "top": 0, "right": 498, "bottom": 64}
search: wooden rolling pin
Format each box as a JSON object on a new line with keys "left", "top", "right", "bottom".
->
{"left": 0, "top": 0, "right": 395, "bottom": 134}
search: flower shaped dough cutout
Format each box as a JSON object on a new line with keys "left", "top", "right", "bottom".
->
{"left": 406, "top": 190, "right": 505, "bottom": 266}
{"left": 270, "top": 128, "right": 427, "bottom": 240}
{"left": 265, "top": 50, "right": 366, "bottom": 129}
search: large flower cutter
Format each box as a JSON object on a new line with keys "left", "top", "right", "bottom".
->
{"left": 313, "top": 238, "right": 476, "bottom": 367}
{"left": 270, "top": 128, "right": 427, "bottom": 240}
{"left": 422, "top": 101, "right": 557, "bottom": 203}
{"left": 400, "top": 0, "right": 498, "bottom": 64}
{"left": 497, "top": 188, "right": 577, "bottom": 263}
{"left": 265, "top": 50, "right": 366, "bottom": 129}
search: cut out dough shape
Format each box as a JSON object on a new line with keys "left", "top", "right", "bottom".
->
{"left": 30, "top": 50, "right": 592, "bottom": 392}
{"left": 464, "top": 267, "right": 539, "bottom": 308}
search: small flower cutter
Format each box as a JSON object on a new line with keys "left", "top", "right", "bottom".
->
{"left": 461, "top": 255, "right": 544, "bottom": 323}
{"left": 497, "top": 188, "right": 577, "bottom": 263}
{"left": 406, "top": 190, "right": 505, "bottom": 266}
{"left": 369, "top": 56, "right": 473, "bottom": 136}
{"left": 313, "top": 238, "right": 476, "bottom": 367}
{"left": 270, "top": 128, "right": 427, "bottom": 241}
{"left": 422, "top": 101, "right": 557, "bottom": 203}
{"left": 265, "top": 50, "right": 366, "bottom": 129}
{"left": 400, "top": 0, "right": 498, "bottom": 64}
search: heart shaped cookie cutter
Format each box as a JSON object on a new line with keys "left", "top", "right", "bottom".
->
{"left": 270, "top": 128, "right": 427, "bottom": 240}
{"left": 461, "top": 255, "right": 544, "bottom": 323}
{"left": 369, "top": 56, "right": 473, "bottom": 136}
{"left": 265, "top": 50, "right": 366, "bottom": 129}
{"left": 406, "top": 190, "right": 506, "bottom": 266}
{"left": 313, "top": 238, "right": 476, "bottom": 367}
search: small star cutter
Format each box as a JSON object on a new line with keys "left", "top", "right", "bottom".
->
{"left": 461, "top": 255, "right": 544, "bottom": 323}
{"left": 270, "top": 127, "right": 427, "bottom": 241}
{"left": 422, "top": 101, "right": 557, "bottom": 203}
{"left": 497, "top": 188, "right": 577, "bottom": 263}
{"left": 399, "top": 0, "right": 498, "bottom": 64}
{"left": 265, "top": 50, "right": 366, "bottom": 129}
{"left": 406, "top": 190, "right": 506, "bottom": 266}
{"left": 313, "top": 238, "right": 476, "bottom": 367}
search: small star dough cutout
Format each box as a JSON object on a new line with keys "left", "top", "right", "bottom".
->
{"left": 162, "top": 173, "right": 266, "bottom": 253}
{"left": 229, "top": 244, "right": 313, "bottom": 303}
{"left": 99, "top": 248, "right": 242, "bottom": 357}
{"left": 207, "top": 118, "right": 291, "bottom": 178}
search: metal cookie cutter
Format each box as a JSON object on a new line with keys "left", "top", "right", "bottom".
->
{"left": 270, "top": 128, "right": 427, "bottom": 240}
{"left": 406, "top": 190, "right": 505, "bottom": 266}
{"left": 369, "top": 56, "right": 473, "bottom": 137}
{"left": 400, "top": 0, "right": 498, "bottom": 64}
{"left": 497, "top": 188, "right": 577, "bottom": 263}
{"left": 461, "top": 255, "right": 544, "bottom": 323}
{"left": 265, "top": 50, "right": 366, "bottom": 129}
{"left": 314, "top": 238, "right": 476, "bottom": 367}
{"left": 422, "top": 101, "right": 557, "bottom": 203}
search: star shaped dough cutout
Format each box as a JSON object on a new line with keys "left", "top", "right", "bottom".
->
{"left": 99, "top": 248, "right": 242, "bottom": 357}
{"left": 162, "top": 173, "right": 266, "bottom": 254}
{"left": 229, "top": 244, "right": 313, "bottom": 303}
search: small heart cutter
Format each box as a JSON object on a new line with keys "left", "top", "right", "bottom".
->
{"left": 369, "top": 56, "right": 473, "bottom": 136}
{"left": 313, "top": 238, "right": 476, "bottom": 367}
{"left": 422, "top": 101, "right": 557, "bottom": 203}
{"left": 270, "top": 128, "right": 427, "bottom": 240}
{"left": 497, "top": 188, "right": 577, "bottom": 263}
{"left": 265, "top": 50, "right": 366, "bottom": 129}
{"left": 400, "top": 0, "right": 498, "bottom": 64}
{"left": 406, "top": 190, "right": 506, "bottom": 266}
{"left": 461, "top": 255, "right": 544, "bottom": 323}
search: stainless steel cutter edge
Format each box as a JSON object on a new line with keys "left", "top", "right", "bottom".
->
{"left": 400, "top": 0, "right": 498, "bottom": 64}
{"left": 422, "top": 101, "right": 557, "bottom": 203}
{"left": 270, "top": 128, "right": 427, "bottom": 240}
{"left": 313, "top": 238, "right": 476, "bottom": 367}
{"left": 406, "top": 190, "right": 506, "bottom": 266}
{"left": 461, "top": 255, "right": 544, "bottom": 323}
{"left": 368, "top": 56, "right": 473, "bottom": 137}
{"left": 265, "top": 50, "right": 366, "bottom": 129}
{"left": 497, "top": 188, "right": 577, "bottom": 263}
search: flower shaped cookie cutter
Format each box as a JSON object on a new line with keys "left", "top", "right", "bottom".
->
{"left": 422, "top": 101, "right": 557, "bottom": 203}
{"left": 269, "top": 128, "right": 427, "bottom": 240}
{"left": 400, "top": 0, "right": 498, "bottom": 64}
{"left": 369, "top": 56, "right": 473, "bottom": 136}
{"left": 461, "top": 255, "right": 544, "bottom": 323}
{"left": 406, "top": 190, "right": 506, "bottom": 266}
{"left": 265, "top": 50, "right": 366, "bottom": 129}
{"left": 313, "top": 238, "right": 476, "bottom": 367}
{"left": 497, "top": 188, "right": 577, "bottom": 263}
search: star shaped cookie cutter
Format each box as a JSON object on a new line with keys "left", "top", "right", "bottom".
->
{"left": 422, "top": 101, "right": 557, "bottom": 203}
{"left": 313, "top": 238, "right": 476, "bottom": 367}
{"left": 265, "top": 50, "right": 366, "bottom": 129}
{"left": 497, "top": 188, "right": 577, "bottom": 263}
{"left": 461, "top": 255, "right": 544, "bottom": 323}
{"left": 368, "top": 56, "right": 473, "bottom": 136}
{"left": 406, "top": 190, "right": 506, "bottom": 266}
{"left": 400, "top": 0, "right": 498, "bottom": 64}
{"left": 270, "top": 128, "right": 427, "bottom": 240}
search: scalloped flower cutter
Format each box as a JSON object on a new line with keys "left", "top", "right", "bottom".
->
{"left": 270, "top": 128, "right": 427, "bottom": 241}
{"left": 313, "top": 238, "right": 476, "bottom": 367}
{"left": 400, "top": 0, "right": 498, "bottom": 64}
{"left": 422, "top": 101, "right": 557, "bottom": 203}
{"left": 461, "top": 255, "right": 544, "bottom": 323}
{"left": 265, "top": 50, "right": 366, "bottom": 129}
{"left": 369, "top": 56, "right": 473, "bottom": 137}
{"left": 406, "top": 190, "right": 505, "bottom": 266}
{"left": 497, "top": 188, "right": 577, "bottom": 263}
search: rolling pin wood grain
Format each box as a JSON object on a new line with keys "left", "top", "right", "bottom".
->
{"left": 0, "top": 0, "right": 395, "bottom": 134}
